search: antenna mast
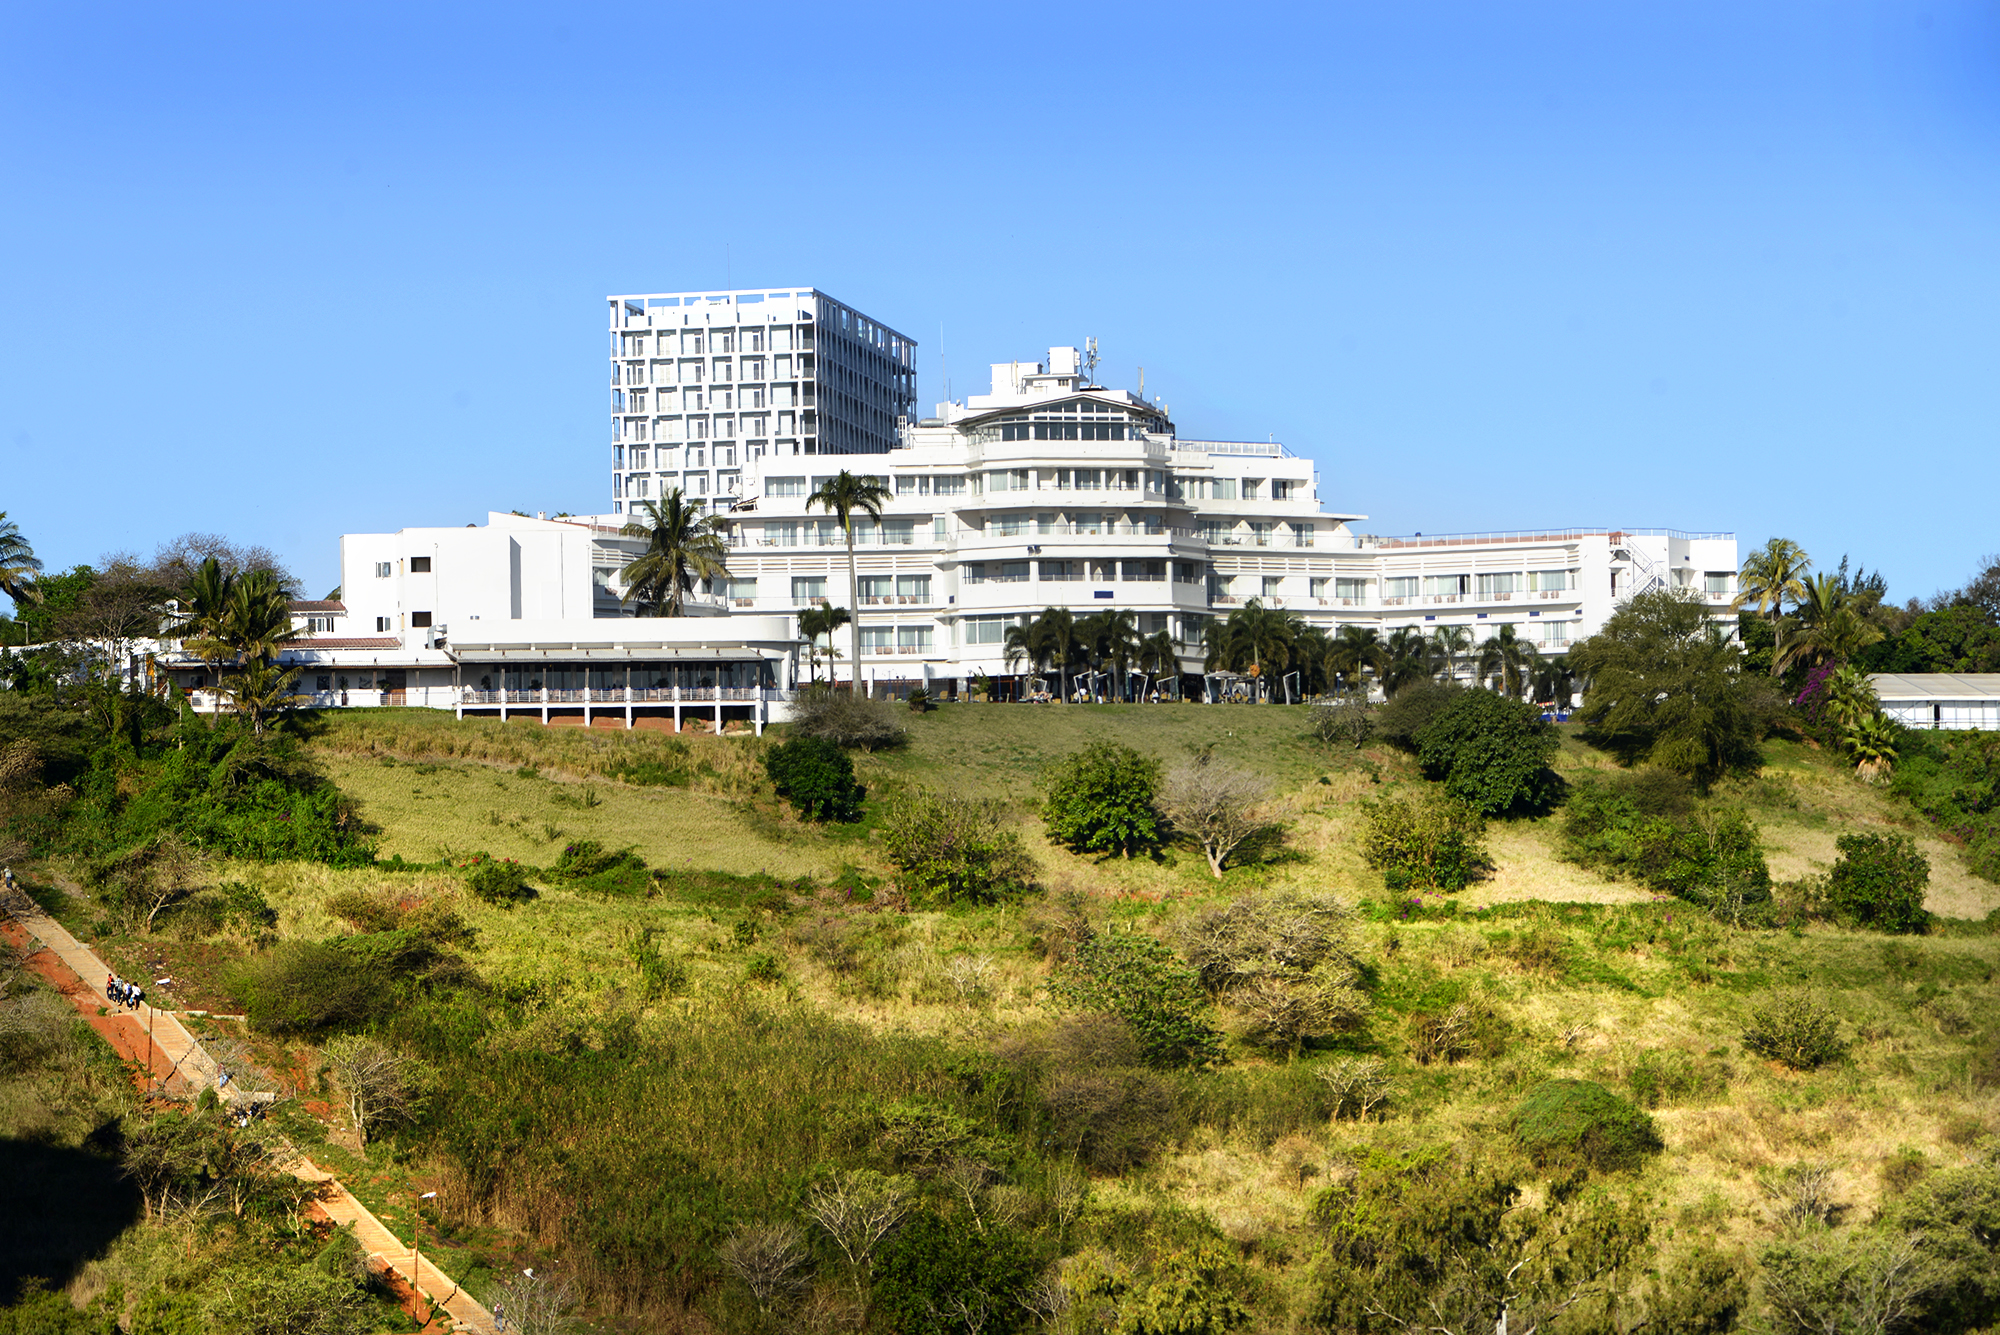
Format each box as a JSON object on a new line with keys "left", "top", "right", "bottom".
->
{"left": 1083, "top": 337, "right": 1100, "bottom": 385}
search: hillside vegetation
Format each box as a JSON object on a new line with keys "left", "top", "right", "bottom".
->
{"left": 6, "top": 699, "right": 2000, "bottom": 1334}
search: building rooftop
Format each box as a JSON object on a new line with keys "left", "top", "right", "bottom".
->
{"left": 1868, "top": 673, "right": 2000, "bottom": 701}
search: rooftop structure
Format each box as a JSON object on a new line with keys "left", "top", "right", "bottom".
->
{"left": 1869, "top": 673, "right": 2000, "bottom": 731}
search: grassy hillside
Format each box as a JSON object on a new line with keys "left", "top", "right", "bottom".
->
{"left": 14, "top": 703, "right": 2000, "bottom": 1332}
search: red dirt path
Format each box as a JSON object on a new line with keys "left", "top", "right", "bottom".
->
{"left": 4, "top": 918, "right": 181, "bottom": 1084}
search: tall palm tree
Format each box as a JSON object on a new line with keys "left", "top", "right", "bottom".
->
{"left": 1078, "top": 608, "right": 1142, "bottom": 701}
{"left": 1379, "top": 627, "right": 1431, "bottom": 698}
{"left": 1429, "top": 624, "right": 1473, "bottom": 685}
{"left": 164, "top": 557, "right": 238, "bottom": 714}
{"left": 224, "top": 659, "right": 302, "bottom": 737}
{"left": 1006, "top": 607, "right": 1081, "bottom": 702}
{"left": 1734, "top": 537, "right": 1811, "bottom": 676}
{"left": 225, "top": 569, "right": 302, "bottom": 663}
{"left": 1293, "top": 625, "right": 1333, "bottom": 696}
{"left": 806, "top": 471, "right": 892, "bottom": 695}
{"left": 797, "top": 604, "right": 851, "bottom": 684}
{"left": 1478, "top": 623, "right": 1540, "bottom": 698}
{"left": 1137, "top": 629, "right": 1178, "bottom": 697}
{"left": 619, "top": 491, "right": 731, "bottom": 616}
{"left": 1325, "top": 625, "right": 1386, "bottom": 692}
{"left": 0, "top": 512, "right": 43, "bottom": 617}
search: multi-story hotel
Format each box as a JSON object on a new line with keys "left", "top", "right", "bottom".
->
{"left": 606, "top": 288, "right": 918, "bottom": 517}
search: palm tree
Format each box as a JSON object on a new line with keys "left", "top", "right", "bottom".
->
{"left": 1842, "top": 711, "right": 1900, "bottom": 783}
{"left": 1429, "top": 625, "right": 1473, "bottom": 685}
{"left": 224, "top": 658, "right": 302, "bottom": 737}
{"left": 225, "top": 569, "right": 302, "bottom": 663}
{"left": 1379, "top": 627, "right": 1431, "bottom": 698}
{"left": 1532, "top": 655, "right": 1575, "bottom": 709}
{"left": 1137, "top": 630, "right": 1178, "bottom": 697}
{"left": 806, "top": 471, "right": 892, "bottom": 695}
{"left": 797, "top": 604, "right": 851, "bottom": 683}
{"left": 1078, "top": 608, "right": 1142, "bottom": 701}
{"left": 1734, "top": 538, "right": 1811, "bottom": 676}
{"left": 1477, "top": 624, "right": 1540, "bottom": 698}
{"left": 619, "top": 491, "right": 731, "bottom": 616}
{"left": 164, "top": 557, "right": 238, "bottom": 713}
{"left": 0, "top": 512, "right": 43, "bottom": 617}
{"left": 1006, "top": 607, "right": 1081, "bottom": 702}
{"left": 1324, "top": 625, "right": 1386, "bottom": 692}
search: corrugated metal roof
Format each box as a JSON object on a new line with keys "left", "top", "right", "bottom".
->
{"left": 1867, "top": 673, "right": 2000, "bottom": 701}
{"left": 288, "top": 600, "right": 348, "bottom": 613}
{"left": 286, "top": 636, "right": 402, "bottom": 649}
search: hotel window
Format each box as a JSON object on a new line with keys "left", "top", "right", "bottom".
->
{"left": 411, "top": 611, "right": 433, "bottom": 628}
{"left": 1475, "top": 573, "right": 1520, "bottom": 597}
{"left": 963, "top": 562, "right": 987, "bottom": 584}
{"left": 1262, "top": 577, "right": 1282, "bottom": 599}
{"left": 1385, "top": 576, "right": 1419, "bottom": 599}
{"left": 374, "top": 562, "right": 392, "bottom": 578}
{"left": 1705, "top": 572, "right": 1731, "bottom": 595}
{"left": 1310, "top": 577, "right": 1328, "bottom": 599}
{"left": 768, "top": 475, "right": 805, "bottom": 497}
{"left": 713, "top": 358, "right": 732, "bottom": 381}
{"left": 897, "top": 575, "right": 931, "bottom": 601}
{"left": 375, "top": 616, "right": 392, "bottom": 632}
{"left": 1211, "top": 478, "right": 1237, "bottom": 500}
{"left": 409, "top": 556, "right": 431, "bottom": 573}
{"left": 792, "top": 576, "right": 827, "bottom": 601}
{"left": 1526, "top": 569, "right": 1574, "bottom": 592}
{"left": 860, "top": 626, "right": 893, "bottom": 651}
{"left": 1424, "top": 574, "right": 1468, "bottom": 597}
{"left": 1336, "top": 577, "right": 1366, "bottom": 600}
{"left": 898, "top": 626, "right": 932, "bottom": 652}
{"left": 965, "top": 615, "right": 1007, "bottom": 644}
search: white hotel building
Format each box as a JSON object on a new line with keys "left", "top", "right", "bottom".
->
{"left": 150, "top": 291, "right": 1736, "bottom": 722}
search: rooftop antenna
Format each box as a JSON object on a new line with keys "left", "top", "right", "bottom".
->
{"left": 1139, "top": 366, "right": 1145, "bottom": 398}
{"left": 1083, "top": 337, "right": 1100, "bottom": 385}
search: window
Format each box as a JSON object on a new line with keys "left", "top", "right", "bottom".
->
{"left": 1527, "top": 569, "right": 1575, "bottom": 592}
{"left": 1310, "top": 577, "right": 1328, "bottom": 598}
{"left": 375, "top": 616, "right": 392, "bottom": 632}
{"left": 988, "top": 468, "right": 1030, "bottom": 492}
{"left": 1273, "top": 479, "right": 1298, "bottom": 500}
{"left": 374, "top": 562, "right": 392, "bottom": 578}
{"left": 410, "top": 556, "right": 432, "bottom": 573}
{"left": 315, "top": 675, "right": 330, "bottom": 692}
{"left": 792, "top": 576, "right": 827, "bottom": 601}
{"left": 1211, "top": 478, "right": 1237, "bottom": 500}
{"left": 965, "top": 615, "right": 1008, "bottom": 645}
{"left": 1705, "top": 572, "right": 1730, "bottom": 595}
{"left": 859, "top": 576, "right": 892, "bottom": 602}
{"left": 1243, "top": 479, "right": 1263, "bottom": 500}
{"left": 1385, "top": 576, "right": 1419, "bottom": 599}
{"left": 768, "top": 475, "right": 805, "bottom": 497}
{"left": 896, "top": 575, "right": 931, "bottom": 600}
{"left": 1336, "top": 578, "right": 1366, "bottom": 600}
{"left": 898, "top": 626, "right": 933, "bottom": 651}
{"left": 933, "top": 475, "right": 967, "bottom": 495}
{"left": 963, "top": 561, "right": 986, "bottom": 584}
{"left": 1040, "top": 560, "right": 1082, "bottom": 582}
{"left": 1475, "top": 572, "right": 1519, "bottom": 597}
{"left": 860, "top": 626, "right": 893, "bottom": 651}
{"left": 1424, "top": 574, "right": 1469, "bottom": 597}
{"left": 411, "top": 611, "right": 433, "bottom": 628}
{"left": 1262, "top": 577, "right": 1282, "bottom": 598}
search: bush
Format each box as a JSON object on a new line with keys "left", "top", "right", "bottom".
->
{"left": 1744, "top": 992, "right": 1848, "bottom": 1070}
{"left": 1360, "top": 792, "right": 1489, "bottom": 892}
{"left": 1626, "top": 1048, "right": 1714, "bottom": 1109}
{"left": 1376, "top": 679, "right": 1458, "bottom": 751}
{"left": 231, "top": 940, "right": 391, "bottom": 1034}
{"left": 464, "top": 855, "right": 532, "bottom": 905}
{"left": 552, "top": 839, "right": 649, "bottom": 895}
{"left": 1825, "top": 832, "right": 1931, "bottom": 933}
{"left": 1413, "top": 689, "right": 1563, "bottom": 816}
{"left": 762, "top": 736, "right": 863, "bottom": 822}
{"left": 873, "top": 1213, "right": 1042, "bottom": 1335}
{"left": 1049, "top": 931, "right": 1222, "bottom": 1069}
{"left": 1509, "top": 1079, "right": 1663, "bottom": 1173}
{"left": 1179, "top": 890, "right": 1370, "bottom": 1053}
{"left": 998, "top": 1017, "right": 1180, "bottom": 1170}
{"left": 1561, "top": 778, "right": 1773, "bottom": 921}
{"left": 787, "top": 685, "right": 906, "bottom": 750}
{"left": 1039, "top": 742, "right": 1162, "bottom": 859}
{"left": 881, "top": 789, "right": 1037, "bottom": 905}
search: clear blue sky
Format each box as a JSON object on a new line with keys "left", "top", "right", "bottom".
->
{"left": 4, "top": 2, "right": 1997, "bottom": 603}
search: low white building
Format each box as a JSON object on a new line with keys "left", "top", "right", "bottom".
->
{"left": 1870, "top": 674, "right": 2000, "bottom": 731}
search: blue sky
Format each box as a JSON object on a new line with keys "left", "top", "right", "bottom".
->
{"left": 3, "top": 1, "right": 1997, "bottom": 603}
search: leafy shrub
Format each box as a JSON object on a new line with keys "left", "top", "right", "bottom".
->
{"left": 1509, "top": 1079, "right": 1663, "bottom": 1173}
{"left": 1049, "top": 931, "right": 1222, "bottom": 1069}
{"left": 230, "top": 940, "right": 392, "bottom": 1034}
{"left": 762, "top": 736, "right": 863, "bottom": 822}
{"left": 1360, "top": 792, "right": 1489, "bottom": 892}
{"left": 787, "top": 685, "right": 906, "bottom": 750}
{"left": 873, "top": 1213, "right": 1042, "bottom": 1335}
{"left": 996, "top": 1017, "right": 1181, "bottom": 1170}
{"left": 1413, "top": 688, "right": 1563, "bottom": 816}
{"left": 881, "top": 789, "right": 1037, "bottom": 905}
{"left": 1825, "top": 832, "right": 1931, "bottom": 933}
{"left": 1376, "top": 679, "right": 1459, "bottom": 751}
{"left": 744, "top": 952, "right": 782, "bottom": 984}
{"left": 1039, "top": 742, "right": 1162, "bottom": 859}
{"left": 603, "top": 740, "right": 691, "bottom": 787}
{"left": 1883, "top": 1155, "right": 2000, "bottom": 1332}
{"left": 1744, "top": 992, "right": 1847, "bottom": 1070}
{"left": 553, "top": 839, "right": 650, "bottom": 895}
{"left": 1561, "top": 778, "right": 1773, "bottom": 920}
{"left": 464, "top": 855, "right": 532, "bottom": 905}
{"left": 1179, "top": 890, "right": 1370, "bottom": 1053}
{"left": 1759, "top": 1229, "right": 1952, "bottom": 1335}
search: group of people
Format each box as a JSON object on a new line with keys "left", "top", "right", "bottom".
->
{"left": 105, "top": 974, "right": 146, "bottom": 1010}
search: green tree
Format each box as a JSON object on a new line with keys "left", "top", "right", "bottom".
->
{"left": 618, "top": 490, "right": 731, "bottom": 616}
{"left": 1323, "top": 625, "right": 1386, "bottom": 691}
{"left": 1567, "top": 588, "right": 1761, "bottom": 788}
{"left": 806, "top": 470, "right": 892, "bottom": 690}
{"left": 1008, "top": 607, "right": 1082, "bottom": 702}
{"left": 1428, "top": 623, "right": 1473, "bottom": 685}
{"left": 872, "top": 1212, "right": 1042, "bottom": 1335}
{"left": 1477, "top": 623, "right": 1540, "bottom": 698}
{"left": 1050, "top": 930, "right": 1223, "bottom": 1069}
{"left": 0, "top": 512, "right": 44, "bottom": 613}
{"left": 882, "top": 789, "right": 1037, "bottom": 905}
{"left": 164, "top": 557, "right": 238, "bottom": 718}
{"left": 1825, "top": 832, "right": 1930, "bottom": 933}
{"left": 797, "top": 603, "right": 851, "bottom": 683}
{"left": 1735, "top": 536, "right": 1813, "bottom": 676}
{"left": 1040, "top": 741, "right": 1162, "bottom": 858}
{"left": 1378, "top": 626, "right": 1431, "bottom": 697}
{"left": 1413, "top": 688, "right": 1562, "bottom": 816}
{"left": 762, "top": 736, "right": 864, "bottom": 821}
{"left": 1077, "top": 607, "right": 1143, "bottom": 701}
{"left": 1138, "top": 628, "right": 1179, "bottom": 693}
{"left": 1360, "top": 791, "right": 1489, "bottom": 892}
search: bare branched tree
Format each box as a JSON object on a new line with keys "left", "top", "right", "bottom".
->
{"left": 492, "top": 1269, "right": 581, "bottom": 1335}
{"left": 1316, "top": 1056, "right": 1391, "bottom": 1120}
{"left": 719, "top": 1221, "right": 813, "bottom": 1318}
{"left": 1157, "top": 751, "right": 1277, "bottom": 878}
{"left": 805, "top": 1169, "right": 912, "bottom": 1300}
{"left": 322, "top": 1035, "right": 433, "bottom": 1148}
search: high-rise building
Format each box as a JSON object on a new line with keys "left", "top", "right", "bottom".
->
{"left": 606, "top": 287, "right": 917, "bottom": 515}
